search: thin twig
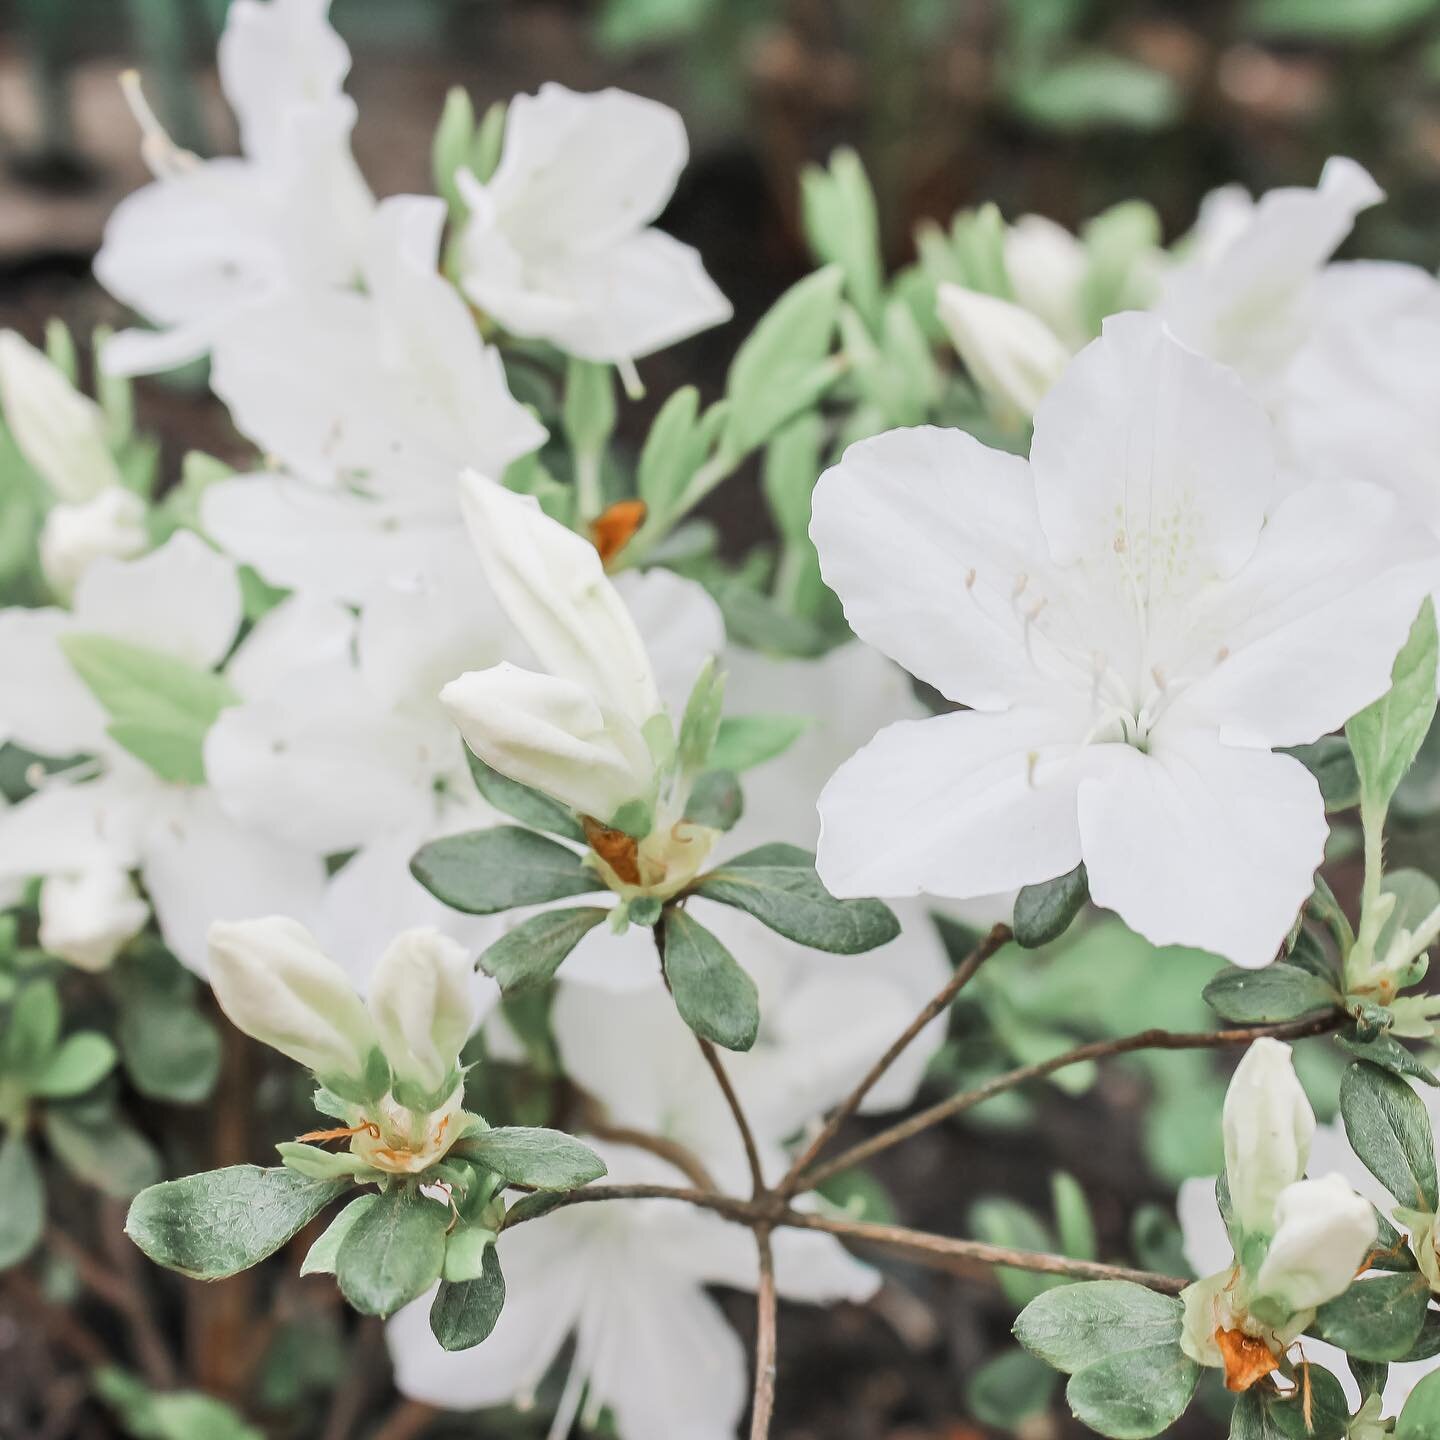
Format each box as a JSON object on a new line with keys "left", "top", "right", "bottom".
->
{"left": 100, "top": 1200, "right": 182, "bottom": 1389}
{"left": 577, "top": 1104, "right": 719, "bottom": 1192}
{"left": 500, "top": 1183, "right": 756, "bottom": 1229}
{"left": 777, "top": 1210, "right": 1188, "bottom": 1295}
{"left": 777, "top": 923, "right": 1011, "bottom": 1199}
{"left": 795, "top": 1008, "right": 1346, "bottom": 1193}
{"left": 749, "top": 1226, "right": 779, "bottom": 1440}
{"left": 697, "top": 1036, "right": 766, "bottom": 1198}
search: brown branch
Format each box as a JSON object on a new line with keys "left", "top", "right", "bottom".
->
{"left": 795, "top": 1008, "right": 1347, "bottom": 1193}
{"left": 776, "top": 1209, "right": 1188, "bottom": 1295}
{"left": 697, "top": 1036, "right": 767, "bottom": 1198}
{"left": 500, "top": 1183, "right": 756, "bottom": 1229}
{"left": 777, "top": 922, "right": 1011, "bottom": 1199}
{"left": 749, "top": 1227, "right": 779, "bottom": 1440}
{"left": 371, "top": 1399, "right": 438, "bottom": 1440}
{"left": 576, "top": 1101, "right": 719, "bottom": 1192}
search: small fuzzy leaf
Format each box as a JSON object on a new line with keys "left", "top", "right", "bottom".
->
{"left": 709, "top": 714, "right": 812, "bottom": 773}
{"left": 477, "top": 908, "right": 610, "bottom": 991}
{"left": 1202, "top": 963, "right": 1338, "bottom": 1024}
{"left": 28, "top": 1032, "right": 117, "bottom": 1098}
{"left": 465, "top": 747, "right": 584, "bottom": 843}
{"left": 300, "top": 1194, "right": 377, "bottom": 1277}
{"left": 449, "top": 1127, "right": 606, "bottom": 1190}
{"left": 410, "top": 826, "right": 600, "bottom": 915}
{"left": 683, "top": 769, "right": 742, "bottom": 831}
{"left": 430, "top": 1246, "right": 506, "bottom": 1351}
{"left": 694, "top": 842, "right": 900, "bottom": 953}
{"left": 1399, "top": 1370, "right": 1440, "bottom": 1440}
{"left": 1284, "top": 735, "right": 1361, "bottom": 812}
{"left": 1341, "top": 1060, "right": 1440, "bottom": 1210}
{"left": 1314, "top": 1270, "right": 1431, "bottom": 1361}
{"left": 661, "top": 908, "right": 759, "bottom": 1052}
{"left": 1013, "top": 864, "right": 1088, "bottom": 948}
{"left": 127, "top": 1166, "right": 349, "bottom": 1280}
{"left": 0, "top": 1135, "right": 44, "bottom": 1269}
{"left": 335, "top": 1186, "right": 448, "bottom": 1318}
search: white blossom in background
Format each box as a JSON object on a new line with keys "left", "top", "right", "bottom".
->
{"left": 388, "top": 981, "right": 878, "bottom": 1440}
{"left": 0, "top": 533, "right": 332, "bottom": 971}
{"left": 1177, "top": 1041, "right": 1375, "bottom": 1387}
{"left": 201, "top": 194, "right": 546, "bottom": 604}
{"left": 94, "top": 0, "right": 372, "bottom": 375}
{"left": 455, "top": 83, "right": 732, "bottom": 365}
{"left": 937, "top": 284, "right": 1071, "bottom": 420}
{"left": 1180, "top": 1060, "right": 1440, "bottom": 1410}
{"left": 203, "top": 552, "right": 511, "bottom": 984}
{"left": 38, "top": 865, "right": 150, "bottom": 972}
{"left": 810, "top": 313, "right": 1440, "bottom": 967}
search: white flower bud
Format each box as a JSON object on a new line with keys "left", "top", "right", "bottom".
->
{"left": 38, "top": 866, "right": 149, "bottom": 972}
{"left": 1003, "top": 214, "right": 1088, "bottom": 347}
{"left": 207, "top": 916, "right": 377, "bottom": 1080}
{"left": 456, "top": 470, "right": 660, "bottom": 726}
{"left": 39, "top": 488, "right": 148, "bottom": 596}
{"left": 367, "top": 928, "right": 474, "bottom": 1094}
{"left": 441, "top": 662, "right": 655, "bottom": 822}
{"left": 936, "top": 283, "right": 1071, "bottom": 418}
{"left": 1223, "top": 1037, "right": 1314, "bottom": 1235}
{"left": 1253, "top": 1173, "right": 1377, "bottom": 1313}
{"left": 0, "top": 330, "right": 124, "bottom": 501}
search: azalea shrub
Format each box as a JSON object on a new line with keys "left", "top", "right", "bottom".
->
{"left": 6, "top": 2, "right": 1440, "bottom": 1438}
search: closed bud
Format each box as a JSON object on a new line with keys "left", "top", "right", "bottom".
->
{"left": 1003, "top": 215, "right": 1088, "bottom": 348}
{"left": 936, "top": 283, "right": 1070, "bottom": 418}
{"left": 1253, "top": 1173, "right": 1377, "bottom": 1313}
{"left": 0, "top": 330, "right": 124, "bottom": 501}
{"left": 39, "top": 488, "right": 148, "bottom": 596}
{"left": 367, "top": 928, "right": 474, "bottom": 1094}
{"left": 207, "top": 916, "right": 377, "bottom": 1081}
{"left": 441, "top": 662, "right": 655, "bottom": 822}
{"left": 38, "top": 866, "right": 149, "bottom": 972}
{"left": 456, "top": 470, "right": 659, "bottom": 726}
{"left": 1223, "top": 1037, "right": 1314, "bottom": 1236}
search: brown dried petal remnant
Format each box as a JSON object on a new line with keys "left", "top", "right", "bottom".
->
{"left": 591, "top": 499, "right": 647, "bottom": 568}
{"left": 1216, "top": 1327, "right": 1278, "bottom": 1393}
{"left": 583, "top": 815, "right": 642, "bottom": 886}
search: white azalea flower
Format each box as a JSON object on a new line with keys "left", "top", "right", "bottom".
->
{"left": 94, "top": 0, "right": 372, "bottom": 375}
{"left": 204, "top": 551, "right": 511, "bottom": 983}
{"left": 1222, "top": 1036, "right": 1314, "bottom": 1234}
{"left": 455, "top": 83, "right": 731, "bottom": 364}
{"left": 0, "top": 533, "right": 333, "bottom": 972}
{"left": 209, "top": 194, "right": 545, "bottom": 493}
{"left": 810, "top": 313, "right": 1439, "bottom": 967}
{"left": 937, "top": 284, "right": 1071, "bottom": 419}
{"left": 1158, "top": 156, "right": 1383, "bottom": 405}
{"left": 1002, "top": 214, "right": 1091, "bottom": 349}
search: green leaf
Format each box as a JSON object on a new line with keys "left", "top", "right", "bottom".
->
{"left": 1336, "top": 1031, "right": 1439, "bottom": 1086}
{"left": 694, "top": 842, "right": 900, "bottom": 953}
{"left": 93, "top": 1368, "right": 264, "bottom": 1440}
{"left": 677, "top": 657, "right": 725, "bottom": 776}
{"left": 1014, "top": 1281, "right": 1200, "bottom": 1439}
{"left": 432, "top": 85, "right": 475, "bottom": 217}
{"left": 761, "top": 414, "right": 824, "bottom": 548}
{"left": 661, "top": 908, "right": 760, "bottom": 1052}
{"left": 636, "top": 386, "right": 705, "bottom": 521}
{"left": 0, "top": 1134, "right": 43, "bottom": 1269}
{"left": 410, "top": 826, "right": 601, "bottom": 915}
{"left": 1313, "top": 1270, "right": 1431, "bottom": 1361}
{"left": 800, "top": 148, "right": 884, "bottom": 330}
{"left": 966, "top": 1347, "right": 1056, "bottom": 1430}
{"left": 118, "top": 989, "right": 221, "bottom": 1104}
{"left": 1013, "top": 864, "right": 1088, "bottom": 948}
{"left": 1007, "top": 52, "right": 1180, "bottom": 133}
{"left": 450, "top": 1127, "right": 606, "bottom": 1190}
{"left": 971, "top": 1198, "right": 1058, "bottom": 1306}
{"left": 1377, "top": 868, "right": 1440, "bottom": 963}
{"left": 1399, "top": 1369, "right": 1440, "bottom": 1440}
{"left": 1202, "top": 962, "right": 1339, "bottom": 1024}
{"left": 465, "top": 748, "right": 585, "bottom": 843}
{"left": 3, "top": 978, "right": 60, "bottom": 1075}
{"left": 1052, "top": 1171, "right": 1097, "bottom": 1261}
{"left": 300, "top": 1194, "right": 377, "bottom": 1277}
{"left": 126, "top": 1166, "right": 350, "bottom": 1280}
{"left": 709, "top": 714, "right": 810, "bottom": 773}
{"left": 722, "top": 267, "right": 844, "bottom": 458}
{"left": 1284, "top": 735, "right": 1361, "bottom": 812}
{"left": 45, "top": 1107, "right": 160, "bottom": 1199}
{"left": 1231, "top": 1366, "right": 1350, "bottom": 1439}
{"left": 430, "top": 1246, "right": 506, "bottom": 1351}
{"left": 60, "top": 632, "right": 238, "bottom": 784}
{"left": 29, "top": 1031, "right": 117, "bottom": 1098}
{"left": 1347, "top": 599, "right": 1438, "bottom": 818}
{"left": 683, "top": 769, "right": 743, "bottom": 831}
{"left": 1341, "top": 1060, "right": 1440, "bottom": 1210}
{"left": 562, "top": 357, "right": 616, "bottom": 460}
{"left": 1247, "top": 0, "right": 1440, "bottom": 43}
{"left": 477, "top": 908, "right": 610, "bottom": 991}
{"left": 336, "top": 1185, "right": 449, "bottom": 1318}
{"left": 1397, "top": 1305, "right": 1440, "bottom": 1358}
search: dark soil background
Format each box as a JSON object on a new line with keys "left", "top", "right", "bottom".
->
{"left": 1, "top": 2, "right": 1439, "bottom": 1437}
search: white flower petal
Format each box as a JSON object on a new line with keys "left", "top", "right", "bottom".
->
{"left": 816, "top": 705, "right": 1114, "bottom": 900}
{"left": 1077, "top": 733, "right": 1325, "bottom": 968}
{"left": 73, "top": 530, "right": 241, "bottom": 669}
{"left": 0, "top": 607, "right": 106, "bottom": 754}
{"left": 614, "top": 568, "right": 726, "bottom": 721}
{"left": 810, "top": 425, "right": 1068, "bottom": 709}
